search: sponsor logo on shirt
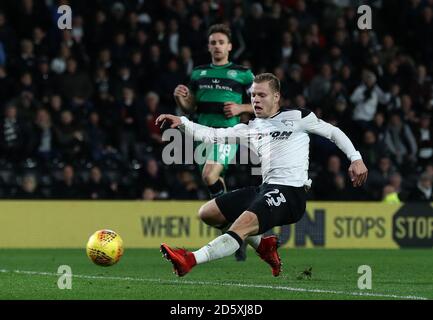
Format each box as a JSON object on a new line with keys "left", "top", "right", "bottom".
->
{"left": 257, "top": 131, "right": 293, "bottom": 140}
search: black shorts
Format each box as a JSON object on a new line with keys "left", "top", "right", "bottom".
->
{"left": 215, "top": 183, "right": 306, "bottom": 234}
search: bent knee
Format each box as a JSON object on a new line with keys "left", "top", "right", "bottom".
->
{"left": 198, "top": 203, "right": 209, "bottom": 221}
{"left": 198, "top": 201, "right": 226, "bottom": 226}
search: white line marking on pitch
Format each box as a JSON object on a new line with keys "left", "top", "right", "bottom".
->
{"left": 0, "top": 268, "right": 428, "bottom": 300}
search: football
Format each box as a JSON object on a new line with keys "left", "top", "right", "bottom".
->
{"left": 86, "top": 229, "right": 124, "bottom": 266}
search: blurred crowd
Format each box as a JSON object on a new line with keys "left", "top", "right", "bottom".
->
{"left": 0, "top": 0, "right": 432, "bottom": 202}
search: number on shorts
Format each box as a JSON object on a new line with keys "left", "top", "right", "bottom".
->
{"left": 264, "top": 189, "right": 286, "bottom": 207}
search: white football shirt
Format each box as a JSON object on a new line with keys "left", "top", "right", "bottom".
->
{"left": 180, "top": 108, "right": 362, "bottom": 187}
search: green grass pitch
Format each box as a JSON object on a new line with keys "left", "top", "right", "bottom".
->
{"left": 0, "top": 248, "right": 431, "bottom": 300}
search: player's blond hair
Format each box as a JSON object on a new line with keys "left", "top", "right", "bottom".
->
{"left": 253, "top": 73, "right": 281, "bottom": 93}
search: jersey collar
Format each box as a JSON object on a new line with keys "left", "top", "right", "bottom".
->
{"left": 210, "top": 62, "right": 232, "bottom": 69}
{"left": 270, "top": 109, "right": 283, "bottom": 118}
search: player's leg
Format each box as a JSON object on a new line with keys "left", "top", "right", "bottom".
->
{"left": 191, "top": 210, "right": 259, "bottom": 265}
{"left": 201, "top": 142, "right": 237, "bottom": 199}
{"left": 160, "top": 207, "right": 280, "bottom": 277}
{"left": 197, "top": 198, "right": 228, "bottom": 229}
{"left": 194, "top": 184, "right": 308, "bottom": 276}
{"left": 191, "top": 209, "right": 280, "bottom": 271}
{"left": 208, "top": 185, "right": 264, "bottom": 250}
{"left": 202, "top": 159, "right": 248, "bottom": 260}
{"left": 201, "top": 161, "right": 226, "bottom": 198}
{"left": 161, "top": 187, "right": 264, "bottom": 276}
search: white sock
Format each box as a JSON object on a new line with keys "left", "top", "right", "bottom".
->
{"left": 245, "top": 234, "right": 262, "bottom": 250}
{"left": 193, "top": 233, "right": 241, "bottom": 264}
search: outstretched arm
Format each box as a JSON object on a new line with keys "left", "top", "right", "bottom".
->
{"left": 155, "top": 114, "right": 250, "bottom": 145}
{"left": 302, "top": 112, "right": 368, "bottom": 187}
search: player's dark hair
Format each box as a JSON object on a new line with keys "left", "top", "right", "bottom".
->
{"left": 207, "top": 24, "right": 232, "bottom": 42}
{"left": 253, "top": 73, "right": 281, "bottom": 93}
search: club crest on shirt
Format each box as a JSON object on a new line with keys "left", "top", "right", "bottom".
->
{"left": 227, "top": 70, "right": 237, "bottom": 78}
{"left": 281, "top": 120, "right": 294, "bottom": 127}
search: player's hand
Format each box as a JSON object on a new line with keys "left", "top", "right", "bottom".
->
{"left": 348, "top": 159, "right": 368, "bottom": 187}
{"left": 173, "top": 85, "right": 190, "bottom": 98}
{"left": 155, "top": 114, "right": 182, "bottom": 129}
{"left": 223, "top": 102, "right": 243, "bottom": 118}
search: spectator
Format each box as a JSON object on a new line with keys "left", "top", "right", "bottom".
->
{"left": 179, "top": 46, "right": 194, "bottom": 78}
{"left": 138, "top": 158, "right": 169, "bottom": 199}
{"left": 56, "top": 58, "right": 93, "bottom": 101}
{"left": 84, "top": 166, "right": 114, "bottom": 200}
{"left": 157, "top": 58, "right": 184, "bottom": 108}
{"left": 286, "top": 64, "right": 304, "bottom": 101}
{"left": 167, "top": 19, "right": 180, "bottom": 56}
{"left": 54, "top": 165, "right": 82, "bottom": 199}
{"left": 329, "top": 173, "right": 354, "bottom": 200}
{"left": 277, "top": 32, "right": 294, "bottom": 69}
{"left": 371, "top": 112, "right": 387, "bottom": 143}
{"left": 384, "top": 112, "right": 418, "bottom": 167}
{"left": 14, "top": 174, "right": 43, "bottom": 199}
{"left": 0, "top": 105, "right": 30, "bottom": 162}
{"left": 128, "top": 50, "right": 146, "bottom": 88}
{"left": 414, "top": 113, "right": 433, "bottom": 168}
{"left": 117, "top": 87, "right": 143, "bottom": 162}
{"left": 32, "top": 26, "right": 49, "bottom": 57}
{"left": 351, "top": 71, "right": 388, "bottom": 126}
{"left": 406, "top": 172, "right": 433, "bottom": 202}
{"left": 31, "top": 108, "right": 57, "bottom": 162}
{"left": 55, "top": 110, "right": 88, "bottom": 162}
{"left": 13, "top": 39, "right": 36, "bottom": 74}
{"left": 47, "top": 94, "right": 64, "bottom": 125}
{"left": 0, "top": 66, "right": 15, "bottom": 103}
{"left": 358, "top": 130, "right": 386, "bottom": 169}
{"left": 382, "top": 185, "right": 401, "bottom": 204}
{"left": 112, "top": 63, "right": 137, "bottom": 100}
{"left": 410, "top": 64, "right": 433, "bottom": 110}
{"left": 170, "top": 170, "right": 201, "bottom": 200}
{"left": 96, "top": 48, "right": 113, "bottom": 74}
{"left": 144, "top": 91, "right": 164, "bottom": 151}
{"left": 313, "top": 155, "right": 345, "bottom": 200}
{"left": 35, "top": 56, "right": 55, "bottom": 100}
{"left": 367, "top": 156, "right": 397, "bottom": 200}
{"left": 389, "top": 172, "right": 405, "bottom": 199}
{"left": 307, "top": 63, "right": 333, "bottom": 106}
{"left": 93, "top": 67, "right": 112, "bottom": 99}
{"left": 141, "top": 187, "right": 159, "bottom": 200}
{"left": 85, "top": 111, "right": 117, "bottom": 162}
{"left": 50, "top": 42, "right": 71, "bottom": 74}
{"left": 379, "top": 34, "right": 398, "bottom": 64}
{"left": 400, "top": 94, "right": 418, "bottom": 126}
{"left": 145, "top": 44, "right": 163, "bottom": 91}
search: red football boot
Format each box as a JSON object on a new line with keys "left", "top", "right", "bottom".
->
{"left": 160, "top": 243, "right": 196, "bottom": 277}
{"left": 256, "top": 236, "right": 282, "bottom": 277}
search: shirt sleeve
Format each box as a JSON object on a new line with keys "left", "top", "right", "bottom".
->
{"left": 180, "top": 116, "right": 250, "bottom": 145}
{"left": 301, "top": 112, "right": 362, "bottom": 162}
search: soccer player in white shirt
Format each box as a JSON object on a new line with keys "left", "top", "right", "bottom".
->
{"left": 157, "top": 73, "right": 368, "bottom": 277}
